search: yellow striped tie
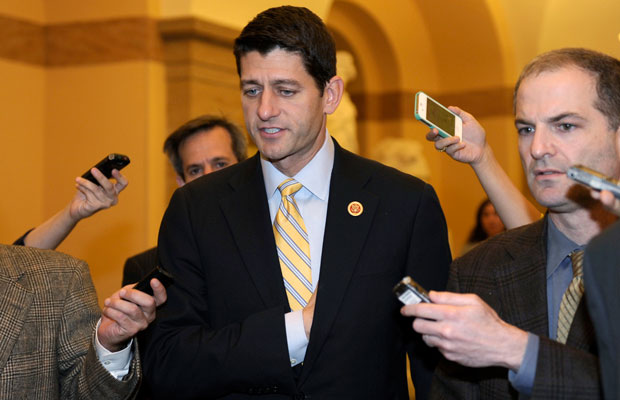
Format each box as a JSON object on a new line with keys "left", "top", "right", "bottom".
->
{"left": 556, "top": 250, "right": 584, "bottom": 344}
{"left": 274, "top": 179, "right": 312, "bottom": 311}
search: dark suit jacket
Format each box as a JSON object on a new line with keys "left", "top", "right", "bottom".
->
{"left": 431, "top": 218, "right": 600, "bottom": 399}
{"left": 123, "top": 247, "right": 158, "bottom": 286}
{"left": 0, "top": 244, "right": 140, "bottom": 399}
{"left": 144, "top": 144, "right": 452, "bottom": 399}
{"left": 584, "top": 221, "right": 620, "bottom": 400}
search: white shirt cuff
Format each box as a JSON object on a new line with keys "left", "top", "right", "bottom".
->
{"left": 284, "top": 311, "right": 308, "bottom": 366}
{"left": 94, "top": 319, "right": 134, "bottom": 380}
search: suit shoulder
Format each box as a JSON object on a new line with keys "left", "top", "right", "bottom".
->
{"left": 125, "top": 247, "right": 158, "bottom": 266}
{"left": 0, "top": 244, "right": 87, "bottom": 275}
{"left": 338, "top": 147, "right": 429, "bottom": 191}
{"left": 454, "top": 219, "right": 545, "bottom": 273}
{"left": 0, "top": 244, "right": 92, "bottom": 297}
{"left": 123, "top": 247, "right": 158, "bottom": 285}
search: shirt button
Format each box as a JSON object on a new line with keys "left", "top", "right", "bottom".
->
{"left": 290, "top": 358, "right": 297, "bottom": 365}
{"left": 103, "top": 360, "right": 111, "bottom": 365}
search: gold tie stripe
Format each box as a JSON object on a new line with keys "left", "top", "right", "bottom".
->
{"left": 556, "top": 250, "right": 584, "bottom": 344}
{"left": 274, "top": 179, "right": 312, "bottom": 311}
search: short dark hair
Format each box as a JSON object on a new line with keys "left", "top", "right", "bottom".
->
{"left": 233, "top": 6, "right": 336, "bottom": 92}
{"left": 514, "top": 48, "right": 620, "bottom": 131}
{"left": 163, "top": 115, "right": 247, "bottom": 179}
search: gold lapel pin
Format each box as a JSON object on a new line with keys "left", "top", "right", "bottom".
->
{"left": 347, "top": 201, "right": 363, "bottom": 216}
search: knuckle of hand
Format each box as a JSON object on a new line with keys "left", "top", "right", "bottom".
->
{"left": 440, "top": 325, "right": 453, "bottom": 340}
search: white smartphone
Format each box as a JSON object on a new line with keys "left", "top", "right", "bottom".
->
{"left": 415, "top": 91, "right": 462, "bottom": 139}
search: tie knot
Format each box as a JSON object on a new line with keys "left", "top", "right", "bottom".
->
{"left": 278, "top": 179, "right": 303, "bottom": 197}
{"left": 570, "top": 249, "right": 584, "bottom": 278}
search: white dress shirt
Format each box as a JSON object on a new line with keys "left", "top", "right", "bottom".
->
{"left": 260, "top": 132, "right": 334, "bottom": 366}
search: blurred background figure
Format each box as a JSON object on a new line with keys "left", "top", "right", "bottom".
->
{"left": 122, "top": 115, "right": 247, "bottom": 287}
{"left": 460, "top": 198, "right": 505, "bottom": 255}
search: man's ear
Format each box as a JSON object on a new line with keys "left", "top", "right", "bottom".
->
{"left": 323, "top": 75, "right": 344, "bottom": 115}
{"left": 175, "top": 175, "right": 186, "bottom": 187}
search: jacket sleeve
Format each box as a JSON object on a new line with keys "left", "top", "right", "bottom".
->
{"left": 58, "top": 258, "right": 139, "bottom": 400}
{"left": 405, "top": 184, "right": 452, "bottom": 400}
{"left": 531, "top": 335, "right": 601, "bottom": 398}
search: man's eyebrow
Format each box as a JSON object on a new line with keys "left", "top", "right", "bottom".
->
{"left": 240, "top": 79, "right": 260, "bottom": 88}
{"left": 546, "top": 112, "right": 586, "bottom": 124}
{"left": 241, "top": 79, "right": 301, "bottom": 87}
{"left": 514, "top": 113, "right": 586, "bottom": 127}
{"left": 514, "top": 118, "right": 532, "bottom": 126}
{"left": 184, "top": 163, "right": 202, "bottom": 171}
{"left": 272, "top": 79, "right": 301, "bottom": 86}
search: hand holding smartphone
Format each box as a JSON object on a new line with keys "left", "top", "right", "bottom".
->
{"left": 133, "top": 266, "right": 174, "bottom": 296}
{"left": 82, "top": 153, "right": 130, "bottom": 185}
{"left": 415, "top": 91, "right": 462, "bottom": 139}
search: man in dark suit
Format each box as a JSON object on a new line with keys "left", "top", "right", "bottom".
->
{"left": 403, "top": 48, "right": 620, "bottom": 398}
{"left": 122, "top": 116, "right": 247, "bottom": 286}
{"left": 143, "top": 6, "right": 451, "bottom": 399}
{"left": 0, "top": 243, "right": 166, "bottom": 399}
{"left": 584, "top": 221, "right": 620, "bottom": 400}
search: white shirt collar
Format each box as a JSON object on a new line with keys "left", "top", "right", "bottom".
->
{"left": 261, "top": 131, "right": 334, "bottom": 200}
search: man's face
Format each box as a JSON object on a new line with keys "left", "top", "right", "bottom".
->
{"left": 177, "top": 126, "right": 238, "bottom": 185}
{"left": 515, "top": 66, "right": 620, "bottom": 212}
{"left": 240, "top": 49, "right": 340, "bottom": 176}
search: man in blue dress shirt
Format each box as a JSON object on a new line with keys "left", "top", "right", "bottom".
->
{"left": 404, "top": 47, "right": 620, "bottom": 399}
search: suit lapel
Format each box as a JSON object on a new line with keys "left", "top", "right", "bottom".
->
{"left": 0, "top": 270, "right": 34, "bottom": 373}
{"left": 219, "top": 156, "right": 288, "bottom": 309}
{"left": 494, "top": 219, "right": 549, "bottom": 336}
{"left": 300, "top": 146, "right": 379, "bottom": 382}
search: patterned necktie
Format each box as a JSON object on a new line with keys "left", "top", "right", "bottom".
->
{"left": 273, "top": 179, "right": 312, "bottom": 311}
{"left": 556, "top": 249, "right": 585, "bottom": 344}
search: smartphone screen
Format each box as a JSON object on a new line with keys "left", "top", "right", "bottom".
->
{"left": 426, "top": 97, "right": 456, "bottom": 136}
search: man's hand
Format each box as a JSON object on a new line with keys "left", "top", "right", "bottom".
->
{"left": 401, "top": 291, "right": 528, "bottom": 372}
{"left": 426, "top": 106, "right": 489, "bottom": 166}
{"left": 98, "top": 279, "right": 167, "bottom": 352}
{"left": 302, "top": 289, "right": 317, "bottom": 339}
{"left": 70, "top": 168, "right": 128, "bottom": 221}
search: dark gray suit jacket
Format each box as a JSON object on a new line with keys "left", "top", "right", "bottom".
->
{"left": 0, "top": 244, "right": 140, "bottom": 399}
{"left": 431, "top": 218, "right": 600, "bottom": 399}
{"left": 585, "top": 221, "right": 620, "bottom": 400}
{"left": 144, "top": 143, "right": 452, "bottom": 399}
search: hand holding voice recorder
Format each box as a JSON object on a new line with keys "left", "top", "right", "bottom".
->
{"left": 415, "top": 91, "right": 463, "bottom": 139}
{"left": 393, "top": 276, "right": 431, "bottom": 305}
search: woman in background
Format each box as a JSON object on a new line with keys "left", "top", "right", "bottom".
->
{"left": 460, "top": 198, "right": 505, "bottom": 255}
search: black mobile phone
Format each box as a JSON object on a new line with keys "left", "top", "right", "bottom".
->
{"left": 567, "top": 164, "right": 620, "bottom": 199}
{"left": 81, "top": 153, "right": 130, "bottom": 185}
{"left": 133, "top": 266, "right": 174, "bottom": 296}
{"left": 393, "top": 276, "right": 431, "bottom": 305}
